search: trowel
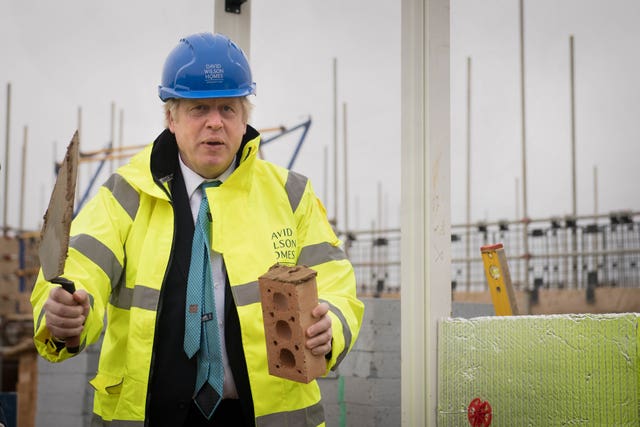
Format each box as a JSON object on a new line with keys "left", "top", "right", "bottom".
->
{"left": 38, "top": 130, "right": 80, "bottom": 352}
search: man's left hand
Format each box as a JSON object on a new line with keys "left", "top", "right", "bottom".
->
{"left": 305, "top": 302, "right": 332, "bottom": 357}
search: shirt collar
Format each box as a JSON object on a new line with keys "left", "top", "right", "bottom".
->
{"left": 178, "top": 154, "right": 235, "bottom": 200}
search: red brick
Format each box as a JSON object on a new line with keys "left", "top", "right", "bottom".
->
{"left": 259, "top": 264, "right": 326, "bottom": 383}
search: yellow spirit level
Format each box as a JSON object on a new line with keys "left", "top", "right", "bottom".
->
{"left": 480, "top": 243, "right": 520, "bottom": 316}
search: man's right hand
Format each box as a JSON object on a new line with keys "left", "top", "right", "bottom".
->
{"left": 44, "top": 286, "right": 90, "bottom": 348}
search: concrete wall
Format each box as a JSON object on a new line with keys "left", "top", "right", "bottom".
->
{"left": 318, "top": 297, "right": 401, "bottom": 427}
{"left": 35, "top": 344, "right": 98, "bottom": 427}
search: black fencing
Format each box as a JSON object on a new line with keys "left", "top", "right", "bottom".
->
{"left": 342, "top": 211, "right": 640, "bottom": 297}
{"left": 342, "top": 229, "right": 401, "bottom": 296}
{"left": 451, "top": 212, "right": 640, "bottom": 292}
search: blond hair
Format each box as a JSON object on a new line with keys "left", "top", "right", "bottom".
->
{"left": 163, "top": 97, "right": 253, "bottom": 128}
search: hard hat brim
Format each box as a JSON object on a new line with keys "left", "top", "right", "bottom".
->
{"left": 158, "top": 84, "right": 256, "bottom": 102}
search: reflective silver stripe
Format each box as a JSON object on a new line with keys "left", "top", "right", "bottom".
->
{"left": 232, "top": 281, "right": 260, "bottom": 306}
{"left": 103, "top": 173, "right": 140, "bottom": 221}
{"left": 256, "top": 401, "right": 324, "bottom": 427}
{"left": 112, "top": 271, "right": 128, "bottom": 306}
{"left": 319, "top": 299, "right": 352, "bottom": 369}
{"left": 91, "top": 414, "right": 144, "bottom": 427}
{"left": 110, "top": 283, "right": 131, "bottom": 309}
{"left": 286, "top": 171, "right": 307, "bottom": 212}
{"left": 131, "top": 285, "right": 160, "bottom": 311}
{"left": 298, "top": 242, "right": 347, "bottom": 267}
{"left": 110, "top": 284, "right": 160, "bottom": 311}
{"left": 70, "top": 234, "right": 123, "bottom": 290}
{"left": 36, "top": 308, "right": 46, "bottom": 330}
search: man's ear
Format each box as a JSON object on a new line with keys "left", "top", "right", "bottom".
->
{"left": 167, "top": 110, "right": 176, "bottom": 133}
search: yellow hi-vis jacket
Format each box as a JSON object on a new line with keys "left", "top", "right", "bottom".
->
{"left": 31, "top": 128, "right": 364, "bottom": 426}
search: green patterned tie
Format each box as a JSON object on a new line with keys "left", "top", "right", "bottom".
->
{"left": 184, "top": 180, "right": 223, "bottom": 419}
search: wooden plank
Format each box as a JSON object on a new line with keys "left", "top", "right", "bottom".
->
{"left": 17, "top": 352, "right": 37, "bottom": 427}
{"left": 453, "top": 288, "right": 640, "bottom": 315}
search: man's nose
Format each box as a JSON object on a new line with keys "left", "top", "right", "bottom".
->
{"left": 204, "top": 109, "right": 223, "bottom": 129}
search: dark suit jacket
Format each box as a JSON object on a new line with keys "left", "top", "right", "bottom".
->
{"left": 146, "top": 133, "right": 254, "bottom": 426}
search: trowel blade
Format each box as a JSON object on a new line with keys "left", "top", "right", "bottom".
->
{"left": 39, "top": 131, "right": 79, "bottom": 282}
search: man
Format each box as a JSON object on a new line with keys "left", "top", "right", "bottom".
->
{"left": 31, "top": 32, "right": 364, "bottom": 426}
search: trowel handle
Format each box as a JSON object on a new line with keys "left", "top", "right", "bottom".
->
{"left": 51, "top": 276, "right": 76, "bottom": 294}
{"left": 51, "top": 277, "right": 80, "bottom": 353}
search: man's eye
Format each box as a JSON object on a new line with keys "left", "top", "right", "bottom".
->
{"left": 188, "top": 105, "right": 209, "bottom": 116}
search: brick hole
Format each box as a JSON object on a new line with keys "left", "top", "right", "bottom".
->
{"left": 279, "top": 348, "right": 296, "bottom": 368}
{"left": 276, "top": 320, "right": 292, "bottom": 340}
{"left": 273, "top": 292, "right": 288, "bottom": 310}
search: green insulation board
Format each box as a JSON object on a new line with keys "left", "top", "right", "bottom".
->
{"left": 438, "top": 313, "right": 639, "bottom": 426}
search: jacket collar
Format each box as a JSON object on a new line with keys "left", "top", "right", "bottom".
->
{"left": 149, "top": 125, "right": 261, "bottom": 186}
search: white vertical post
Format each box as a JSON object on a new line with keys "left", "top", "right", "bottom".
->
{"left": 569, "top": 34, "right": 578, "bottom": 287}
{"left": 19, "top": 126, "right": 27, "bottom": 231}
{"left": 377, "top": 181, "right": 383, "bottom": 235}
{"left": 519, "top": 0, "right": 531, "bottom": 290}
{"left": 593, "top": 165, "right": 598, "bottom": 217}
{"left": 110, "top": 101, "right": 116, "bottom": 175}
{"left": 593, "top": 165, "right": 599, "bottom": 273}
{"left": 570, "top": 35, "right": 577, "bottom": 217}
{"left": 323, "top": 145, "right": 328, "bottom": 205}
{"left": 465, "top": 56, "right": 472, "bottom": 292}
{"left": 118, "top": 109, "right": 124, "bottom": 167}
{"left": 333, "top": 58, "right": 339, "bottom": 226}
{"left": 515, "top": 177, "right": 521, "bottom": 284}
{"left": 3, "top": 82, "right": 11, "bottom": 236}
{"left": 401, "top": 0, "right": 451, "bottom": 425}
{"left": 76, "top": 107, "right": 82, "bottom": 212}
{"left": 214, "top": 0, "right": 252, "bottom": 59}
{"left": 343, "top": 102, "right": 349, "bottom": 235}
{"left": 515, "top": 178, "right": 520, "bottom": 220}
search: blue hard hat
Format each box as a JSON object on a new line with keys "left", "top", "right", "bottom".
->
{"left": 158, "top": 32, "right": 256, "bottom": 101}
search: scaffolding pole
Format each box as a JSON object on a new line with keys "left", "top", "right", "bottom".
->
{"left": 3, "top": 83, "right": 11, "bottom": 236}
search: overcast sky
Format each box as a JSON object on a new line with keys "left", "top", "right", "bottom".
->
{"left": 0, "top": 0, "right": 638, "bottom": 233}
{"left": 451, "top": 0, "right": 640, "bottom": 224}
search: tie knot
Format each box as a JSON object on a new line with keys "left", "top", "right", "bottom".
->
{"left": 200, "top": 180, "right": 221, "bottom": 197}
{"left": 202, "top": 180, "right": 222, "bottom": 190}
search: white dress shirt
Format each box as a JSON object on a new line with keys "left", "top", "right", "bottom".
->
{"left": 178, "top": 154, "right": 239, "bottom": 399}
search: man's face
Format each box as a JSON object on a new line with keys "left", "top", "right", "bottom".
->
{"left": 168, "top": 97, "right": 247, "bottom": 179}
